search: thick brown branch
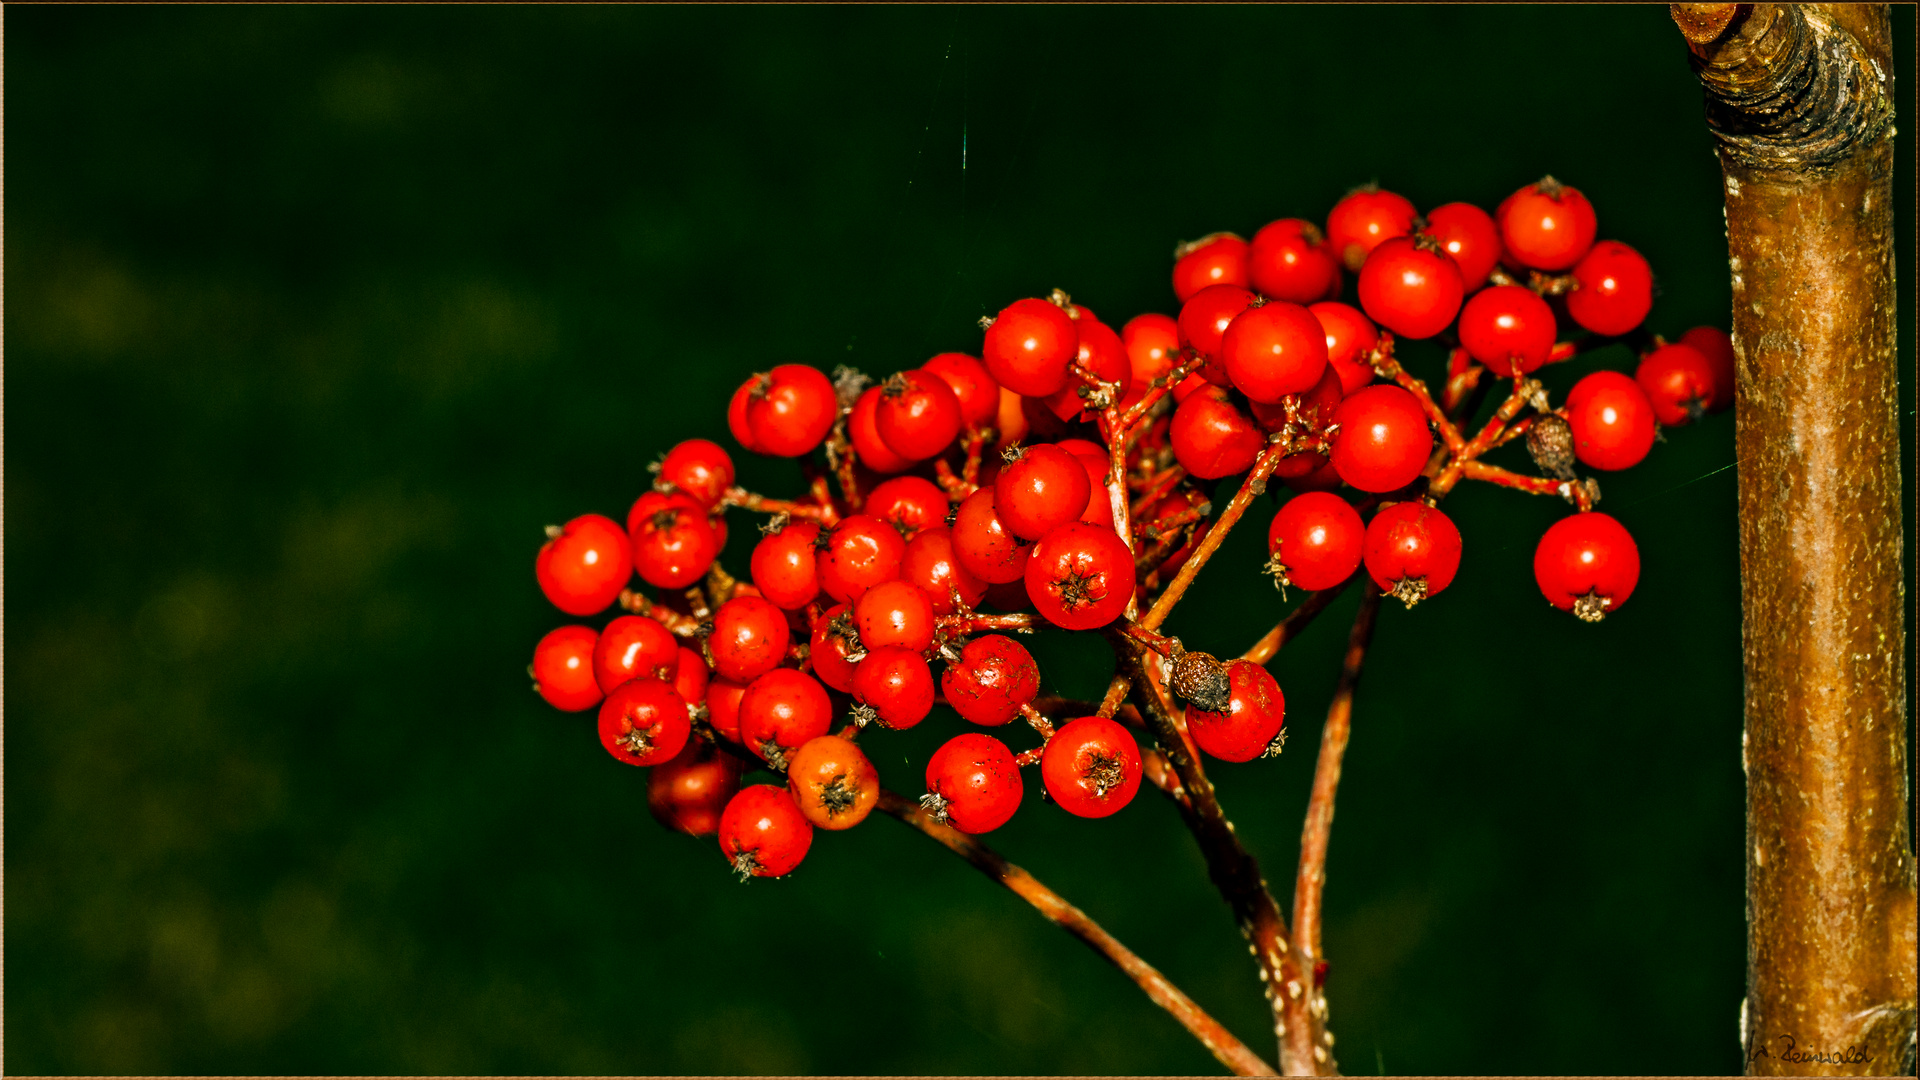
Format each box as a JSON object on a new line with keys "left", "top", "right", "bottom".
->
{"left": 878, "top": 790, "right": 1277, "bottom": 1076}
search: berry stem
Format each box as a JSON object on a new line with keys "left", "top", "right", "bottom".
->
{"left": 616, "top": 588, "right": 704, "bottom": 637}
{"left": 937, "top": 612, "right": 1041, "bottom": 635}
{"left": 1239, "top": 571, "right": 1360, "bottom": 666}
{"left": 1140, "top": 441, "right": 1290, "bottom": 632}
{"left": 1115, "top": 355, "right": 1206, "bottom": 432}
{"left": 876, "top": 790, "right": 1279, "bottom": 1076}
{"left": 1290, "top": 581, "right": 1381, "bottom": 1047}
{"left": 721, "top": 487, "right": 836, "bottom": 522}
{"left": 1129, "top": 464, "right": 1190, "bottom": 518}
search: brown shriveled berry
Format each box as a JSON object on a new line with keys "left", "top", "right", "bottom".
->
{"left": 1168, "top": 648, "right": 1232, "bottom": 713}
{"left": 1527, "top": 415, "right": 1577, "bottom": 480}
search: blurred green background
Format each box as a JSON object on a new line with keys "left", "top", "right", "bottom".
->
{"left": 6, "top": 5, "right": 1913, "bottom": 1075}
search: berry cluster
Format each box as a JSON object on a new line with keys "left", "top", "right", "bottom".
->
{"left": 528, "top": 175, "right": 1728, "bottom": 881}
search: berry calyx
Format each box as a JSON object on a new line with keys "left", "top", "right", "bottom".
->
{"left": 737, "top": 667, "right": 833, "bottom": 770}
{"left": 1457, "top": 285, "right": 1557, "bottom": 377}
{"left": 718, "top": 784, "right": 814, "bottom": 879}
{"left": 1329, "top": 385, "right": 1434, "bottom": 493}
{"left": 1498, "top": 176, "right": 1598, "bottom": 271}
{"left": 1326, "top": 185, "right": 1418, "bottom": 273}
{"left": 708, "top": 594, "right": 792, "bottom": 684}
{"left": 1636, "top": 343, "right": 1717, "bottom": 427}
{"left": 924, "top": 732, "right": 1023, "bottom": 834}
{"left": 876, "top": 369, "right": 964, "bottom": 461}
{"left": 743, "top": 364, "right": 838, "bottom": 457}
{"left": 536, "top": 513, "right": 633, "bottom": 616}
{"left": 815, "top": 514, "right": 908, "bottom": 604}
{"left": 649, "top": 739, "right": 743, "bottom": 837}
{"left": 1565, "top": 240, "right": 1653, "bottom": 337}
{"left": 1184, "top": 660, "right": 1286, "bottom": 763}
{"left": 1356, "top": 235, "right": 1464, "bottom": 341}
{"left": 597, "top": 678, "right": 692, "bottom": 766}
{"left": 1040, "top": 716, "right": 1143, "bottom": 818}
{"left": 531, "top": 625, "right": 603, "bottom": 712}
{"left": 807, "top": 605, "right": 862, "bottom": 693}
{"left": 1267, "top": 491, "right": 1365, "bottom": 592}
{"left": 1564, "top": 370, "right": 1657, "bottom": 471}
{"left": 1025, "top": 521, "right": 1135, "bottom": 631}
{"left": 787, "top": 734, "right": 881, "bottom": 830}
{"left": 1221, "top": 300, "right": 1330, "bottom": 403}
{"left": 1172, "top": 232, "right": 1251, "bottom": 302}
{"left": 1249, "top": 218, "right": 1340, "bottom": 304}
{"left": 1362, "top": 501, "right": 1463, "bottom": 607}
{"left": 940, "top": 634, "right": 1041, "bottom": 726}
{"left": 851, "top": 644, "right": 936, "bottom": 730}
{"left": 1534, "top": 511, "right": 1640, "bottom": 622}
{"left": 983, "top": 297, "right": 1078, "bottom": 396}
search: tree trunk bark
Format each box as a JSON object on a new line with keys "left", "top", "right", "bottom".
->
{"left": 1673, "top": 4, "right": 1917, "bottom": 1074}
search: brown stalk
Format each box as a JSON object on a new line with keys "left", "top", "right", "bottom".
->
{"left": 1240, "top": 573, "right": 1359, "bottom": 666}
{"left": 1141, "top": 442, "right": 1291, "bottom": 632}
{"left": 1675, "top": 4, "right": 1916, "bottom": 1072}
{"left": 877, "top": 790, "right": 1278, "bottom": 1076}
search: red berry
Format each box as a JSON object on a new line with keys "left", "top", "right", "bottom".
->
{"left": 707, "top": 677, "right": 748, "bottom": 742}
{"left": 1041, "top": 716, "right": 1143, "bottom": 818}
{"left": 1679, "top": 326, "right": 1736, "bottom": 412}
{"left": 1221, "top": 301, "right": 1330, "bottom": 403}
{"left": 1458, "top": 285, "right": 1557, "bottom": 377}
{"left": 671, "top": 645, "right": 709, "bottom": 709}
{"left": 1566, "top": 240, "right": 1653, "bottom": 338}
{"left": 737, "top": 667, "right": 833, "bottom": 767}
{"left": 592, "top": 613, "right": 680, "bottom": 694}
{"left": 920, "top": 351, "right": 1000, "bottom": 428}
{"left": 708, "top": 595, "right": 792, "bottom": 684}
{"left": 950, "top": 487, "right": 1033, "bottom": 584}
{"left": 854, "top": 578, "right": 936, "bottom": 652}
{"left": 597, "top": 678, "right": 692, "bottom": 766}
{"left": 1498, "top": 177, "right": 1597, "bottom": 271}
{"left": 1170, "top": 385, "right": 1264, "bottom": 480}
{"left": 750, "top": 517, "right": 824, "bottom": 610}
{"left": 940, "top": 634, "right": 1040, "bottom": 726}
{"left": 1054, "top": 439, "right": 1116, "bottom": 527}
{"left": 1249, "top": 218, "right": 1339, "bottom": 304}
{"left": 787, "top": 734, "right": 880, "bottom": 830}
{"left": 741, "top": 364, "right": 837, "bottom": 457}
{"left": 1357, "top": 236, "right": 1464, "bottom": 341}
{"left": 1172, "top": 232, "right": 1250, "bottom": 302}
{"left": 1250, "top": 364, "right": 1344, "bottom": 442}
{"left": 1326, "top": 186, "right": 1418, "bottom": 273}
{"left": 807, "top": 605, "right": 862, "bottom": 693}
{"left": 626, "top": 490, "right": 719, "bottom": 590}
{"left": 719, "top": 784, "right": 814, "bottom": 878}
{"left": 1419, "top": 202, "right": 1502, "bottom": 292}
{"left": 816, "top": 513, "right": 908, "bottom": 604}
{"left": 866, "top": 476, "right": 949, "bottom": 540}
{"left": 1268, "top": 492, "right": 1365, "bottom": 592}
{"left": 1185, "top": 660, "right": 1286, "bottom": 762}
{"left": 1120, "top": 313, "right": 1181, "bottom": 411}
{"left": 983, "top": 297, "right": 1077, "bottom": 397}
{"left": 648, "top": 738, "right": 743, "bottom": 837}
{"left": 531, "top": 625, "right": 603, "bottom": 712}
{"left": 727, "top": 380, "right": 763, "bottom": 453}
{"left": 1025, "top": 520, "right": 1134, "bottom": 630}
{"left": 848, "top": 385, "right": 914, "bottom": 475}
{"left": 1177, "top": 284, "right": 1259, "bottom": 383}
{"left": 1635, "top": 343, "right": 1716, "bottom": 426}
{"left": 536, "top": 514, "right": 633, "bottom": 616}
{"left": 1045, "top": 316, "right": 1131, "bottom": 421}
{"left": 1534, "top": 512, "right": 1640, "bottom": 620}
{"left": 852, "top": 644, "right": 936, "bottom": 729}
{"left": 1309, "top": 302, "right": 1380, "bottom": 395}
{"left": 1564, "top": 370, "right": 1656, "bottom": 471}
{"left": 924, "top": 732, "right": 1023, "bottom": 833}
{"left": 1362, "top": 502, "right": 1462, "bottom": 601}
{"left": 1330, "top": 385, "right": 1434, "bottom": 493}
{"left": 876, "top": 369, "right": 964, "bottom": 460}
{"left": 656, "top": 438, "right": 735, "bottom": 509}
{"left": 1283, "top": 454, "right": 1345, "bottom": 494}
{"left": 995, "top": 444, "right": 1094, "bottom": 541}
{"left": 901, "top": 525, "right": 988, "bottom": 616}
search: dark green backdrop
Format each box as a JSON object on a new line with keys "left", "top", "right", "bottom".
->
{"left": 7, "top": 6, "right": 1913, "bottom": 1075}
